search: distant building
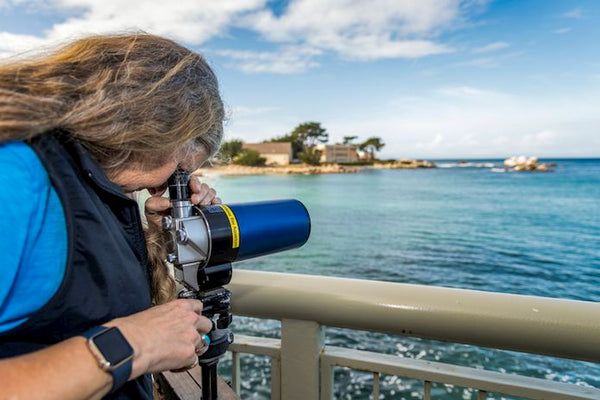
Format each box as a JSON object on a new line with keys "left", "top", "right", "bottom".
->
{"left": 242, "top": 142, "right": 292, "bottom": 166}
{"left": 315, "top": 144, "right": 359, "bottom": 163}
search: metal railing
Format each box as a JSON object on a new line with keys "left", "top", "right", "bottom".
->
{"left": 225, "top": 270, "right": 600, "bottom": 399}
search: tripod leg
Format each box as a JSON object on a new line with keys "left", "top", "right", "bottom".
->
{"left": 201, "top": 361, "right": 218, "bottom": 400}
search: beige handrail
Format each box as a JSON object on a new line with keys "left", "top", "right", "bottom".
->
{"left": 228, "top": 270, "right": 600, "bottom": 362}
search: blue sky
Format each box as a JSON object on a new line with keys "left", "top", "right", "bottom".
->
{"left": 1, "top": 0, "right": 599, "bottom": 158}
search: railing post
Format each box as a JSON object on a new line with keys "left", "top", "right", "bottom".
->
{"left": 231, "top": 351, "right": 241, "bottom": 394}
{"left": 372, "top": 372, "right": 380, "bottom": 399}
{"left": 320, "top": 356, "right": 333, "bottom": 400}
{"left": 280, "top": 319, "right": 324, "bottom": 400}
{"left": 424, "top": 381, "right": 432, "bottom": 400}
{"left": 271, "top": 357, "right": 281, "bottom": 400}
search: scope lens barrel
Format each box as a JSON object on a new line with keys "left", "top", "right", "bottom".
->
{"left": 229, "top": 200, "right": 310, "bottom": 261}
{"left": 200, "top": 199, "right": 311, "bottom": 266}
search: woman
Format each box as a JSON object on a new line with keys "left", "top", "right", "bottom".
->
{"left": 0, "top": 33, "right": 225, "bottom": 399}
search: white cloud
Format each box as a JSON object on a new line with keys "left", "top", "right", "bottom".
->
{"left": 453, "top": 51, "right": 523, "bottom": 69}
{"left": 317, "top": 36, "right": 451, "bottom": 61}
{"left": 416, "top": 133, "right": 444, "bottom": 149}
{"left": 0, "top": 31, "right": 49, "bottom": 60}
{"left": 562, "top": 8, "right": 582, "bottom": 19}
{"left": 0, "top": 0, "right": 267, "bottom": 58}
{"left": 224, "top": 113, "right": 295, "bottom": 143}
{"left": 454, "top": 56, "right": 495, "bottom": 67}
{"left": 521, "top": 130, "right": 557, "bottom": 147}
{"left": 215, "top": 45, "right": 321, "bottom": 73}
{"left": 472, "top": 41, "right": 509, "bottom": 53}
{"left": 48, "top": 0, "right": 265, "bottom": 44}
{"left": 226, "top": 87, "right": 600, "bottom": 158}
{"left": 492, "top": 136, "right": 509, "bottom": 146}
{"left": 0, "top": 0, "right": 487, "bottom": 70}
{"left": 554, "top": 27, "right": 572, "bottom": 34}
{"left": 240, "top": 0, "right": 473, "bottom": 60}
{"left": 437, "top": 85, "right": 506, "bottom": 98}
{"left": 317, "top": 87, "right": 600, "bottom": 158}
{"left": 231, "top": 105, "right": 280, "bottom": 117}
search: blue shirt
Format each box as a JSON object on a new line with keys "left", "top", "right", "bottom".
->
{"left": 0, "top": 142, "right": 67, "bottom": 332}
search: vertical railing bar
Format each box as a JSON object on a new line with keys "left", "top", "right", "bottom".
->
{"left": 423, "top": 380, "right": 432, "bottom": 400}
{"left": 271, "top": 356, "right": 282, "bottom": 400}
{"left": 231, "top": 351, "right": 241, "bottom": 394}
{"left": 319, "top": 358, "right": 334, "bottom": 400}
{"left": 372, "top": 372, "right": 380, "bottom": 400}
{"left": 229, "top": 337, "right": 600, "bottom": 400}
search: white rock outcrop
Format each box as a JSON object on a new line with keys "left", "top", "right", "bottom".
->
{"left": 503, "top": 156, "right": 552, "bottom": 172}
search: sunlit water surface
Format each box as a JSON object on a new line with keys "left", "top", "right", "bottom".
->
{"left": 202, "top": 159, "right": 600, "bottom": 400}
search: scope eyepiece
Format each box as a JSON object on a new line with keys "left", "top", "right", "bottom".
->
{"left": 168, "top": 168, "right": 191, "bottom": 201}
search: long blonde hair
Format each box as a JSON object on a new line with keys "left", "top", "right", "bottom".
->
{"left": 0, "top": 33, "right": 225, "bottom": 304}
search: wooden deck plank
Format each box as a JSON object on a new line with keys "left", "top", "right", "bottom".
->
{"left": 159, "top": 365, "right": 240, "bottom": 400}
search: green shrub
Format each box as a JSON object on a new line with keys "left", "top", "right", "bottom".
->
{"left": 298, "top": 150, "right": 321, "bottom": 165}
{"left": 217, "top": 139, "right": 244, "bottom": 162}
{"left": 233, "top": 150, "right": 266, "bottom": 166}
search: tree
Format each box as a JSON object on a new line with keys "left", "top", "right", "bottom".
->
{"left": 269, "top": 122, "right": 329, "bottom": 159}
{"left": 298, "top": 148, "right": 321, "bottom": 165}
{"left": 233, "top": 150, "right": 266, "bottom": 166}
{"left": 292, "top": 122, "right": 329, "bottom": 147}
{"left": 343, "top": 135, "right": 358, "bottom": 145}
{"left": 359, "top": 137, "right": 385, "bottom": 161}
{"left": 218, "top": 139, "right": 243, "bottom": 162}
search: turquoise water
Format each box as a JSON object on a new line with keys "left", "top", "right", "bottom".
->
{"left": 205, "top": 159, "right": 600, "bottom": 399}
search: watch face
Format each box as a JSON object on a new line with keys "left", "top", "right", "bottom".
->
{"left": 92, "top": 327, "right": 134, "bottom": 367}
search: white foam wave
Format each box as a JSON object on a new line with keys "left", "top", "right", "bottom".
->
{"left": 437, "top": 163, "right": 458, "bottom": 168}
{"left": 437, "top": 162, "right": 499, "bottom": 169}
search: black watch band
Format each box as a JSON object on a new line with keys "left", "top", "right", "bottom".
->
{"left": 82, "top": 326, "right": 133, "bottom": 393}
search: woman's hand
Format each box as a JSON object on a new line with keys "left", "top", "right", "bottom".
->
{"left": 144, "top": 175, "right": 221, "bottom": 227}
{"left": 108, "top": 299, "right": 213, "bottom": 377}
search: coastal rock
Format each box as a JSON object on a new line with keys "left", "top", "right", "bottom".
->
{"left": 373, "top": 159, "right": 436, "bottom": 169}
{"left": 504, "top": 156, "right": 553, "bottom": 172}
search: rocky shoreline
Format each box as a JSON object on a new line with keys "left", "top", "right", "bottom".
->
{"left": 197, "top": 163, "right": 360, "bottom": 176}
{"left": 196, "top": 156, "right": 554, "bottom": 176}
{"left": 373, "top": 159, "right": 436, "bottom": 169}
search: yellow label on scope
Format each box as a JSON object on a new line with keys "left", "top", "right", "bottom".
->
{"left": 219, "top": 205, "right": 240, "bottom": 248}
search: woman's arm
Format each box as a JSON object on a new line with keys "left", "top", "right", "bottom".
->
{"left": 0, "top": 336, "right": 113, "bottom": 400}
{"left": 0, "top": 298, "right": 212, "bottom": 400}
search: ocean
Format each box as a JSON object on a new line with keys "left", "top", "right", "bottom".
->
{"left": 203, "top": 159, "right": 600, "bottom": 399}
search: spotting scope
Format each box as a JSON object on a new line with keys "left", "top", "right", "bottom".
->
{"left": 163, "top": 169, "right": 311, "bottom": 400}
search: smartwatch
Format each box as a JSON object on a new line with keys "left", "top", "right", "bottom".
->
{"left": 82, "top": 326, "right": 134, "bottom": 393}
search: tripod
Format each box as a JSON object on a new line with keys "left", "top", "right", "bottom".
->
{"left": 180, "top": 285, "right": 234, "bottom": 400}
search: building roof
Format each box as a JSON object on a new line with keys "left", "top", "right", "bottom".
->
{"left": 243, "top": 142, "right": 292, "bottom": 154}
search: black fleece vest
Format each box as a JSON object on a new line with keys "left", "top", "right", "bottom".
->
{"left": 0, "top": 132, "right": 153, "bottom": 399}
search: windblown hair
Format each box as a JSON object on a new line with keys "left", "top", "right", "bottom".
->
{"left": 0, "top": 33, "right": 225, "bottom": 304}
